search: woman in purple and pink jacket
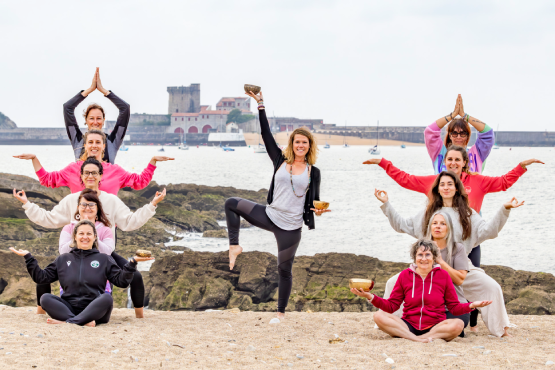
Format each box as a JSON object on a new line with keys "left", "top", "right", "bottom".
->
{"left": 425, "top": 94, "right": 495, "bottom": 175}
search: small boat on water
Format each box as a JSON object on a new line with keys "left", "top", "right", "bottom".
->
{"left": 158, "top": 147, "right": 165, "bottom": 152}
{"left": 324, "top": 142, "right": 330, "bottom": 149}
{"left": 253, "top": 144, "right": 267, "bottom": 153}
{"left": 119, "top": 145, "right": 129, "bottom": 152}
{"left": 401, "top": 144, "right": 406, "bottom": 149}
{"left": 178, "top": 144, "right": 189, "bottom": 150}
{"left": 369, "top": 120, "right": 381, "bottom": 155}
{"left": 222, "top": 146, "right": 235, "bottom": 152}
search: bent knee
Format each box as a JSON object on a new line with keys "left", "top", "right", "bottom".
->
{"left": 98, "top": 293, "right": 114, "bottom": 304}
{"left": 450, "top": 319, "right": 465, "bottom": 333}
{"left": 373, "top": 310, "right": 386, "bottom": 324}
{"left": 225, "top": 197, "right": 238, "bottom": 210}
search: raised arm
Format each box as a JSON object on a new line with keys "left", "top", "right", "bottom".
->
{"left": 473, "top": 198, "right": 523, "bottom": 248}
{"left": 104, "top": 91, "right": 130, "bottom": 149}
{"left": 106, "top": 256, "right": 137, "bottom": 288}
{"left": 379, "top": 199, "right": 422, "bottom": 239}
{"left": 435, "top": 245, "right": 468, "bottom": 286}
{"left": 110, "top": 190, "right": 166, "bottom": 231}
{"left": 63, "top": 91, "right": 87, "bottom": 160}
{"left": 117, "top": 158, "right": 169, "bottom": 190}
{"left": 373, "top": 158, "right": 436, "bottom": 195}
{"left": 245, "top": 91, "right": 282, "bottom": 161}
{"left": 477, "top": 160, "right": 543, "bottom": 194}
{"left": 58, "top": 225, "right": 74, "bottom": 254}
{"left": 12, "top": 154, "right": 44, "bottom": 173}
{"left": 23, "top": 253, "right": 59, "bottom": 285}
{"left": 20, "top": 192, "right": 73, "bottom": 229}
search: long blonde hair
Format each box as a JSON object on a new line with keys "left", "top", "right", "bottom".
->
{"left": 79, "top": 130, "right": 107, "bottom": 162}
{"left": 282, "top": 127, "right": 319, "bottom": 165}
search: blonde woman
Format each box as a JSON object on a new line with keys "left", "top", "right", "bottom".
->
{"left": 225, "top": 90, "right": 330, "bottom": 321}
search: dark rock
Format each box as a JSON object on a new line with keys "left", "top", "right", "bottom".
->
{"left": 202, "top": 229, "right": 228, "bottom": 238}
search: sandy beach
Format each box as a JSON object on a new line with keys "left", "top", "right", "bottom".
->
{"left": 1, "top": 306, "right": 553, "bottom": 369}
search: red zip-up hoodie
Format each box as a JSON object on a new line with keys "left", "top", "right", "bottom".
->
{"left": 378, "top": 158, "right": 526, "bottom": 213}
{"left": 371, "top": 265, "right": 472, "bottom": 330}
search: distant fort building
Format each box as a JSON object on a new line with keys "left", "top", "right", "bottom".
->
{"left": 167, "top": 84, "right": 201, "bottom": 114}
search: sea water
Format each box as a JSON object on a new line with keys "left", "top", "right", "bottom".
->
{"left": 2, "top": 145, "right": 554, "bottom": 274}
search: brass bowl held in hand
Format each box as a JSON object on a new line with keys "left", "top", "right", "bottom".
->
{"left": 244, "top": 84, "right": 261, "bottom": 95}
{"left": 135, "top": 249, "right": 152, "bottom": 258}
{"left": 313, "top": 201, "right": 330, "bottom": 210}
{"left": 349, "top": 278, "right": 374, "bottom": 292}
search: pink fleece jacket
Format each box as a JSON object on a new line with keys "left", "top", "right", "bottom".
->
{"left": 59, "top": 221, "right": 115, "bottom": 255}
{"left": 36, "top": 161, "right": 156, "bottom": 195}
{"left": 371, "top": 265, "right": 472, "bottom": 330}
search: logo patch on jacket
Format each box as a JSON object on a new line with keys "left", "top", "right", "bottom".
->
{"left": 91, "top": 260, "right": 100, "bottom": 268}
{"left": 67, "top": 261, "right": 71, "bottom": 266}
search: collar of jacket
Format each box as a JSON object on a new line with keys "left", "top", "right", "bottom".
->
{"left": 70, "top": 247, "right": 100, "bottom": 258}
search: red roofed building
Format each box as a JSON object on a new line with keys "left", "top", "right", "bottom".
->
{"left": 169, "top": 107, "right": 230, "bottom": 134}
{"left": 216, "top": 97, "right": 252, "bottom": 113}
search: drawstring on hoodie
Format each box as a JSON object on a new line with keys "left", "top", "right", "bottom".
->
{"left": 428, "top": 271, "right": 434, "bottom": 294}
{"left": 412, "top": 274, "right": 415, "bottom": 298}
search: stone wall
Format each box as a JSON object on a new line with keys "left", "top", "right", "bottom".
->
{"left": 129, "top": 113, "right": 170, "bottom": 126}
{"left": 167, "top": 84, "right": 201, "bottom": 114}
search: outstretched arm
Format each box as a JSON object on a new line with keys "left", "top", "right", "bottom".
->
{"left": 379, "top": 197, "right": 422, "bottom": 238}
{"left": 104, "top": 91, "right": 130, "bottom": 150}
{"left": 12, "top": 154, "right": 43, "bottom": 173}
{"left": 474, "top": 197, "right": 524, "bottom": 247}
{"left": 9, "top": 249, "right": 59, "bottom": 285}
{"left": 364, "top": 158, "right": 436, "bottom": 195}
{"left": 118, "top": 159, "right": 171, "bottom": 190}
{"left": 111, "top": 190, "right": 165, "bottom": 231}
{"left": 245, "top": 91, "right": 282, "bottom": 161}
{"left": 478, "top": 159, "right": 543, "bottom": 194}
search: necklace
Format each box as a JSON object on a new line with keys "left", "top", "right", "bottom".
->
{"left": 289, "top": 163, "right": 311, "bottom": 197}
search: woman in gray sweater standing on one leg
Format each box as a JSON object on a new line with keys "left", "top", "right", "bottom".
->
{"left": 225, "top": 90, "right": 330, "bottom": 322}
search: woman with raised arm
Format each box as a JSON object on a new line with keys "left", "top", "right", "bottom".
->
{"left": 13, "top": 130, "right": 173, "bottom": 195}
{"left": 65, "top": 67, "right": 130, "bottom": 164}
{"left": 13, "top": 157, "right": 166, "bottom": 318}
{"left": 351, "top": 239, "right": 492, "bottom": 343}
{"left": 225, "top": 90, "right": 330, "bottom": 322}
{"left": 374, "top": 171, "right": 523, "bottom": 337}
{"left": 426, "top": 95, "right": 495, "bottom": 174}
{"left": 10, "top": 220, "right": 153, "bottom": 327}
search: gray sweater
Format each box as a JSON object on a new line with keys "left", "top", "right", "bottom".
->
{"left": 380, "top": 202, "right": 511, "bottom": 255}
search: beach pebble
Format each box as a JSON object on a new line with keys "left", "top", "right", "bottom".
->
{"left": 546, "top": 361, "right": 554, "bottom": 366}
{"left": 6, "top": 352, "right": 12, "bottom": 355}
{"left": 247, "top": 345, "right": 255, "bottom": 351}
{"left": 442, "top": 354, "right": 458, "bottom": 357}
{"left": 111, "top": 350, "right": 119, "bottom": 354}
{"left": 269, "top": 318, "right": 280, "bottom": 324}
{"left": 483, "top": 351, "right": 492, "bottom": 355}
{"left": 331, "top": 358, "right": 336, "bottom": 362}
{"left": 296, "top": 354, "right": 304, "bottom": 359}
{"left": 473, "top": 346, "right": 485, "bottom": 349}
{"left": 287, "top": 363, "right": 293, "bottom": 367}
{"left": 328, "top": 322, "right": 334, "bottom": 325}
{"left": 382, "top": 353, "right": 388, "bottom": 358}
{"left": 334, "top": 334, "right": 339, "bottom": 338}
{"left": 37, "top": 334, "right": 43, "bottom": 338}
{"left": 530, "top": 326, "right": 539, "bottom": 328}
{"left": 9, "top": 332, "right": 14, "bottom": 334}
{"left": 385, "top": 358, "right": 394, "bottom": 364}
{"left": 165, "top": 341, "right": 171, "bottom": 346}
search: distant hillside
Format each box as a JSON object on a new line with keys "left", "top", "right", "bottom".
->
{"left": 0, "top": 112, "right": 17, "bottom": 129}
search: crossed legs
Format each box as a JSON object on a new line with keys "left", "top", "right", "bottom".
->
{"left": 374, "top": 311, "right": 464, "bottom": 342}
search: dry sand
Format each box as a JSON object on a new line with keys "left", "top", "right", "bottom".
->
{"left": 1, "top": 306, "right": 554, "bottom": 369}
{"left": 244, "top": 132, "right": 423, "bottom": 147}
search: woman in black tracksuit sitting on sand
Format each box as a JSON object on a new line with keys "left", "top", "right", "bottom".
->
{"left": 9, "top": 220, "right": 153, "bottom": 327}
{"left": 226, "top": 89, "right": 331, "bottom": 322}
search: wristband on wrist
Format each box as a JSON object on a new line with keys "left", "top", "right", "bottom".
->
{"left": 465, "top": 114, "right": 469, "bottom": 123}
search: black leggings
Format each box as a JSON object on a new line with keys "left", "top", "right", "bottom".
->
{"left": 40, "top": 293, "right": 113, "bottom": 325}
{"left": 36, "top": 252, "right": 144, "bottom": 308}
{"left": 467, "top": 245, "right": 481, "bottom": 327}
{"left": 225, "top": 198, "right": 302, "bottom": 313}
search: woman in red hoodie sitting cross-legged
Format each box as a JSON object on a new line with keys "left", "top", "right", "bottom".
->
{"left": 351, "top": 239, "right": 492, "bottom": 343}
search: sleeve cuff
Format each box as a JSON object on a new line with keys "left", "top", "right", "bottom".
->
{"left": 378, "top": 158, "right": 387, "bottom": 169}
{"left": 24, "top": 253, "right": 34, "bottom": 261}
{"left": 480, "top": 124, "right": 492, "bottom": 134}
{"left": 36, "top": 167, "right": 47, "bottom": 177}
{"left": 22, "top": 202, "right": 33, "bottom": 210}
{"left": 148, "top": 163, "right": 157, "bottom": 170}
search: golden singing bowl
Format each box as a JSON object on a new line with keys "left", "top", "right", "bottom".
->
{"left": 135, "top": 249, "right": 152, "bottom": 258}
{"left": 349, "top": 279, "right": 374, "bottom": 292}
{"left": 244, "top": 84, "right": 261, "bottom": 95}
{"left": 313, "top": 201, "right": 330, "bottom": 210}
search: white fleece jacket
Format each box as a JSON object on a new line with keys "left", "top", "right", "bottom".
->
{"left": 23, "top": 190, "right": 156, "bottom": 251}
{"left": 380, "top": 201, "right": 510, "bottom": 255}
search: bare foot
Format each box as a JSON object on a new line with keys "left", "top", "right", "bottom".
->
{"left": 277, "top": 312, "right": 285, "bottom": 320}
{"left": 46, "top": 318, "right": 66, "bottom": 325}
{"left": 229, "top": 245, "right": 243, "bottom": 270}
{"left": 135, "top": 307, "right": 144, "bottom": 319}
{"left": 469, "top": 326, "right": 478, "bottom": 333}
{"left": 502, "top": 328, "right": 512, "bottom": 337}
{"left": 84, "top": 321, "right": 96, "bottom": 327}
{"left": 417, "top": 337, "right": 433, "bottom": 343}
{"left": 37, "top": 306, "right": 46, "bottom": 315}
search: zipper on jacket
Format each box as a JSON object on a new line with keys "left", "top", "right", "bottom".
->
{"left": 419, "top": 275, "right": 425, "bottom": 330}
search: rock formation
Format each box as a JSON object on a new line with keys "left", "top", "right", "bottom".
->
{"left": 0, "top": 112, "right": 17, "bottom": 129}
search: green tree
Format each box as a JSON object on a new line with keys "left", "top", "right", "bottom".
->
{"left": 226, "top": 109, "right": 254, "bottom": 124}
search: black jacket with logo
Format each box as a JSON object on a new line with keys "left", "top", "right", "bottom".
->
{"left": 24, "top": 248, "right": 136, "bottom": 311}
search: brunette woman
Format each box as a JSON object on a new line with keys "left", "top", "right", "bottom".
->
{"left": 65, "top": 67, "right": 130, "bottom": 164}
{"left": 351, "top": 239, "right": 492, "bottom": 343}
{"left": 13, "top": 157, "right": 166, "bottom": 318}
{"left": 13, "top": 130, "right": 174, "bottom": 195}
{"left": 225, "top": 90, "right": 330, "bottom": 322}
{"left": 10, "top": 220, "right": 153, "bottom": 326}
{"left": 374, "top": 171, "right": 523, "bottom": 336}
{"left": 426, "top": 95, "right": 495, "bottom": 174}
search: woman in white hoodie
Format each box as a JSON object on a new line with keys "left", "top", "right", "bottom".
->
{"left": 374, "top": 171, "right": 524, "bottom": 337}
{"left": 13, "top": 157, "right": 166, "bottom": 318}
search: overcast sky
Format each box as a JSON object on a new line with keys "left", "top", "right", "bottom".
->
{"left": 1, "top": 1, "right": 554, "bottom": 130}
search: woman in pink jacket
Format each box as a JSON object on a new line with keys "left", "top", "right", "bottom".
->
{"left": 13, "top": 130, "right": 174, "bottom": 195}
{"left": 351, "top": 239, "right": 492, "bottom": 342}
